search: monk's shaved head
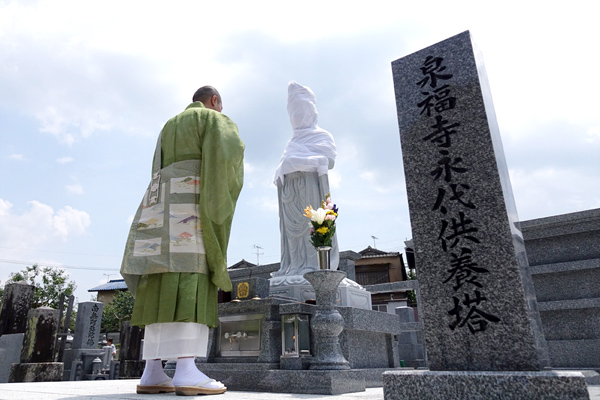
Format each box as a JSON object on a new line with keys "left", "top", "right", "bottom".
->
{"left": 192, "top": 86, "right": 221, "bottom": 104}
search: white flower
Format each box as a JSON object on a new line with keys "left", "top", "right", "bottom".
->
{"left": 311, "top": 208, "right": 327, "bottom": 224}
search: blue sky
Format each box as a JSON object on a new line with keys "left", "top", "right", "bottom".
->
{"left": 1, "top": 0, "right": 599, "bottom": 302}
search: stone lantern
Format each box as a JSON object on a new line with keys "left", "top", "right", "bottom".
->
{"left": 281, "top": 314, "right": 310, "bottom": 357}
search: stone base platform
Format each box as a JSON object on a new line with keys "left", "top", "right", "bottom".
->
{"left": 210, "top": 297, "right": 400, "bottom": 370}
{"left": 557, "top": 369, "right": 600, "bottom": 385}
{"left": 270, "top": 275, "right": 372, "bottom": 310}
{"left": 179, "top": 364, "right": 401, "bottom": 394}
{"left": 9, "top": 362, "right": 63, "bottom": 383}
{"left": 120, "top": 360, "right": 146, "bottom": 378}
{"left": 383, "top": 370, "right": 590, "bottom": 400}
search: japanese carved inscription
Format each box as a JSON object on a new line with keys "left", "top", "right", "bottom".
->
{"left": 415, "top": 55, "right": 500, "bottom": 334}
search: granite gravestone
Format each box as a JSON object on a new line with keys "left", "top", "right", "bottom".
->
{"left": 0, "top": 334, "right": 25, "bottom": 382}
{"left": 0, "top": 282, "right": 34, "bottom": 383}
{"left": 9, "top": 307, "right": 63, "bottom": 382}
{"left": 19, "top": 307, "right": 60, "bottom": 363}
{"left": 395, "top": 306, "right": 425, "bottom": 368}
{"left": 0, "top": 282, "right": 35, "bottom": 336}
{"left": 72, "top": 302, "right": 103, "bottom": 349}
{"left": 63, "top": 301, "right": 104, "bottom": 380}
{"left": 384, "top": 31, "right": 588, "bottom": 399}
{"left": 119, "top": 320, "right": 145, "bottom": 378}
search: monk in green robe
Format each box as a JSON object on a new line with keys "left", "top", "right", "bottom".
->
{"left": 120, "top": 86, "right": 244, "bottom": 396}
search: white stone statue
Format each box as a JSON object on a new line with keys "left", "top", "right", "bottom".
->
{"left": 271, "top": 81, "right": 339, "bottom": 278}
{"left": 269, "top": 82, "right": 372, "bottom": 310}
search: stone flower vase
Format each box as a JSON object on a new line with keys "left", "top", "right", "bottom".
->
{"left": 303, "top": 270, "right": 350, "bottom": 370}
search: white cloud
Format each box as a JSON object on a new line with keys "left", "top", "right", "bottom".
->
{"left": 360, "top": 172, "right": 374, "bottom": 181}
{"left": 9, "top": 154, "right": 24, "bottom": 160}
{"left": 53, "top": 205, "right": 90, "bottom": 239}
{"left": 244, "top": 162, "right": 256, "bottom": 173}
{"left": 587, "top": 126, "right": 600, "bottom": 143}
{"left": 0, "top": 198, "right": 12, "bottom": 217}
{"left": 66, "top": 184, "right": 84, "bottom": 195}
{"left": 36, "top": 107, "right": 75, "bottom": 145}
{"left": 0, "top": 199, "right": 91, "bottom": 252}
{"left": 374, "top": 182, "right": 403, "bottom": 195}
{"left": 56, "top": 156, "right": 74, "bottom": 164}
{"left": 257, "top": 195, "right": 279, "bottom": 212}
{"left": 510, "top": 168, "right": 600, "bottom": 220}
{"left": 328, "top": 170, "right": 341, "bottom": 189}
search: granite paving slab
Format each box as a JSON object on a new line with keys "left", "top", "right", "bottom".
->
{"left": 0, "top": 379, "right": 385, "bottom": 399}
{"left": 0, "top": 378, "right": 598, "bottom": 399}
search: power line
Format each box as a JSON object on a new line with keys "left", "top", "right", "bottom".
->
{"left": 0, "top": 246, "right": 121, "bottom": 258}
{"left": 342, "top": 237, "right": 406, "bottom": 251}
{"left": 0, "top": 259, "right": 119, "bottom": 272}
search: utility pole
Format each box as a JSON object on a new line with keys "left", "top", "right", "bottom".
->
{"left": 371, "top": 235, "right": 378, "bottom": 248}
{"left": 253, "top": 245, "right": 264, "bottom": 265}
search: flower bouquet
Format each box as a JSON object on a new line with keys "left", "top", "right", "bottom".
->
{"left": 303, "top": 194, "right": 338, "bottom": 248}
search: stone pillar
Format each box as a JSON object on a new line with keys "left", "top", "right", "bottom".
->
{"left": 20, "top": 307, "right": 59, "bottom": 363}
{"left": 0, "top": 281, "right": 34, "bottom": 383}
{"left": 120, "top": 320, "right": 143, "bottom": 361}
{"left": 0, "top": 281, "right": 35, "bottom": 336}
{"left": 392, "top": 29, "right": 547, "bottom": 372}
{"left": 72, "top": 302, "right": 103, "bottom": 349}
{"left": 119, "top": 320, "right": 145, "bottom": 378}
{"left": 9, "top": 307, "right": 63, "bottom": 382}
{"left": 384, "top": 30, "right": 588, "bottom": 399}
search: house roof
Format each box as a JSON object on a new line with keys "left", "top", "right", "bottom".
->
{"left": 88, "top": 279, "right": 129, "bottom": 292}
{"left": 228, "top": 259, "right": 258, "bottom": 270}
{"left": 358, "top": 246, "right": 400, "bottom": 258}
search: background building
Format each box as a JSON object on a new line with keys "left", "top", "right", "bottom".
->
{"left": 88, "top": 279, "right": 128, "bottom": 306}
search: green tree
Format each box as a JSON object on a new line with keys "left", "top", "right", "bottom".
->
{"left": 7, "top": 264, "right": 77, "bottom": 309}
{"left": 406, "top": 268, "right": 417, "bottom": 307}
{"left": 101, "top": 290, "right": 134, "bottom": 333}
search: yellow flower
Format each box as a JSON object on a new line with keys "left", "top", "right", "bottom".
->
{"left": 316, "top": 226, "right": 329, "bottom": 234}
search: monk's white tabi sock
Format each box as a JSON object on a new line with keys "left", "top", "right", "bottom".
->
{"left": 172, "top": 357, "right": 224, "bottom": 389}
{"left": 140, "top": 359, "right": 171, "bottom": 386}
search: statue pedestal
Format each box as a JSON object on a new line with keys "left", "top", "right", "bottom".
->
{"left": 270, "top": 275, "right": 372, "bottom": 310}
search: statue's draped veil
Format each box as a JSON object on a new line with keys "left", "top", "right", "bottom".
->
{"left": 273, "top": 81, "right": 337, "bottom": 186}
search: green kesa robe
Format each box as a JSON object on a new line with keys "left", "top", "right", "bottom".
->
{"left": 121, "top": 102, "right": 244, "bottom": 328}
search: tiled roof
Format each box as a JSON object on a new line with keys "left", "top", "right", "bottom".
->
{"left": 358, "top": 246, "right": 400, "bottom": 258}
{"left": 358, "top": 246, "right": 399, "bottom": 257}
{"left": 88, "top": 279, "right": 128, "bottom": 292}
{"left": 360, "top": 252, "right": 400, "bottom": 259}
{"left": 228, "top": 259, "right": 258, "bottom": 269}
